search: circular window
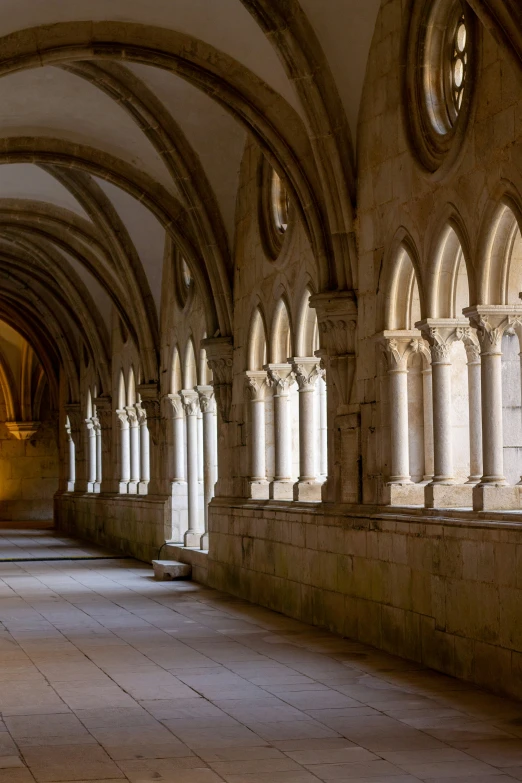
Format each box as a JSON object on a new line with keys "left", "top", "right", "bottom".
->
{"left": 404, "top": 0, "right": 477, "bottom": 174}
{"left": 173, "top": 249, "right": 194, "bottom": 310}
{"left": 258, "top": 156, "right": 294, "bottom": 260}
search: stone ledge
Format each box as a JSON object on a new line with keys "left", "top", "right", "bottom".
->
{"left": 164, "top": 543, "right": 209, "bottom": 583}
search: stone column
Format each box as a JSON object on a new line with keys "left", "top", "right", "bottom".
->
{"left": 94, "top": 396, "right": 114, "bottom": 494}
{"left": 421, "top": 367, "right": 434, "bottom": 481}
{"left": 85, "top": 417, "right": 97, "bottom": 493}
{"left": 462, "top": 339, "right": 483, "bottom": 484}
{"left": 92, "top": 416, "right": 102, "bottom": 493}
{"left": 126, "top": 406, "right": 140, "bottom": 494}
{"left": 265, "top": 363, "right": 295, "bottom": 500}
{"left": 290, "top": 358, "right": 324, "bottom": 500}
{"left": 318, "top": 375, "right": 328, "bottom": 480}
{"left": 196, "top": 385, "right": 217, "bottom": 550}
{"left": 464, "top": 306, "right": 522, "bottom": 509}
{"left": 245, "top": 370, "right": 269, "bottom": 499}
{"left": 181, "top": 390, "right": 201, "bottom": 546}
{"left": 65, "top": 404, "right": 85, "bottom": 492}
{"left": 166, "top": 393, "right": 187, "bottom": 543}
{"left": 65, "top": 418, "right": 75, "bottom": 491}
{"left": 116, "top": 409, "right": 130, "bottom": 494}
{"left": 136, "top": 403, "right": 150, "bottom": 495}
{"left": 418, "top": 319, "right": 474, "bottom": 508}
{"left": 380, "top": 335, "right": 414, "bottom": 485}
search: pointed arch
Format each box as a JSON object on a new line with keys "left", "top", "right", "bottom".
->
{"left": 183, "top": 337, "right": 198, "bottom": 389}
{"left": 171, "top": 346, "right": 183, "bottom": 394}
{"left": 296, "top": 286, "right": 319, "bottom": 357}
{"left": 271, "top": 297, "right": 293, "bottom": 363}
{"left": 247, "top": 306, "right": 268, "bottom": 371}
{"left": 384, "top": 243, "right": 423, "bottom": 331}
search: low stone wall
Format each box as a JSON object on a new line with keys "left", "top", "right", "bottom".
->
{"left": 206, "top": 500, "right": 522, "bottom": 701}
{"left": 55, "top": 492, "right": 172, "bottom": 562}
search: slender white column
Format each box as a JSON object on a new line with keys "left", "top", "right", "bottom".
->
{"left": 65, "top": 421, "right": 76, "bottom": 491}
{"left": 93, "top": 416, "right": 102, "bottom": 493}
{"left": 181, "top": 390, "right": 201, "bottom": 547}
{"left": 167, "top": 394, "right": 186, "bottom": 482}
{"left": 136, "top": 403, "right": 150, "bottom": 494}
{"left": 291, "top": 358, "right": 324, "bottom": 500}
{"left": 463, "top": 340, "right": 482, "bottom": 484}
{"left": 245, "top": 371, "right": 269, "bottom": 498}
{"left": 126, "top": 406, "right": 140, "bottom": 494}
{"left": 422, "top": 367, "right": 434, "bottom": 481}
{"left": 417, "top": 323, "right": 459, "bottom": 484}
{"left": 265, "top": 363, "right": 295, "bottom": 500}
{"left": 196, "top": 385, "right": 217, "bottom": 550}
{"left": 116, "top": 409, "right": 130, "bottom": 493}
{"left": 85, "top": 418, "right": 97, "bottom": 492}
{"left": 318, "top": 375, "right": 328, "bottom": 480}
{"left": 381, "top": 336, "right": 415, "bottom": 484}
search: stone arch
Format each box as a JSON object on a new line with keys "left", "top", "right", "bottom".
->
{"left": 183, "top": 338, "right": 198, "bottom": 389}
{"left": 479, "top": 192, "right": 522, "bottom": 305}
{"left": 426, "top": 209, "right": 474, "bottom": 317}
{"left": 0, "top": 342, "right": 18, "bottom": 421}
{"left": 247, "top": 307, "right": 268, "bottom": 371}
{"left": 270, "top": 296, "right": 293, "bottom": 363}
{"left": 117, "top": 370, "right": 126, "bottom": 410}
{"left": 384, "top": 239, "right": 423, "bottom": 331}
{"left": 170, "top": 346, "right": 183, "bottom": 394}
{"left": 127, "top": 366, "right": 137, "bottom": 406}
{"left": 296, "top": 286, "right": 319, "bottom": 357}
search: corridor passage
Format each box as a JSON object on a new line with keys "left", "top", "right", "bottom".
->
{"left": 0, "top": 530, "right": 521, "bottom": 782}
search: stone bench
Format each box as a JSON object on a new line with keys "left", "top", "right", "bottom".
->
{"left": 152, "top": 560, "right": 192, "bottom": 581}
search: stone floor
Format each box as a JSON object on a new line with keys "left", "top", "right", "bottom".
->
{"left": 0, "top": 531, "right": 520, "bottom": 780}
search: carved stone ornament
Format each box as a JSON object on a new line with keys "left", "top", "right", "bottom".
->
{"left": 202, "top": 336, "right": 233, "bottom": 422}
{"left": 135, "top": 402, "right": 147, "bottom": 426}
{"left": 463, "top": 306, "right": 522, "bottom": 354}
{"left": 5, "top": 421, "right": 40, "bottom": 441}
{"left": 291, "top": 358, "right": 324, "bottom": 391}
{"left": 245, "top": 371, "right": 268, "bottom": 402}
{"left": 378, "top": 332, "right": 428, "bottom": 372}
{"left": 181, "top": 390, "right": 199, "bottom": 417}
{"left": 265, "top": 364, "right": 295, "bottom": 395}
{"left": 125, "top": 406, "right": 138, "bottom": 427}
{"left": 137, "top": 383, "right": 162, "bottom": 445}
{"left": 116, "top": 408, "right": 129, "bottom": 428}
{"left": 93, "top": 396, "right": 112, "bottom": 431}
{"left": 416, "top": 319, "right": 471, "bottom": 364}
{"left": 166, "top": 393, "right": 184, "bottom": 419}
{"left": 196, "top": 385, "right": 216, "bottom": 414}
{"left": 64, "top": 403, "right": 83, "bottom": 437}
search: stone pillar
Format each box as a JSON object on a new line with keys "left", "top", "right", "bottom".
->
{"left": 417, "top": 319, "right": 473, "bottom": 509}
{"left": 196, "top": 385, "right": 217, "bottom": 550}
{"left": 290, "top": 358, "right": 324, "bottom": 500}
{"left": 380, "top": 336, "right": 414, "bottom": 485}
{"left": 318, "top": 375, "right": 328, "bottom": 480}
{"left": 138, "top": 383, "right": 169, "bottom": 497}
{"left": 126, "top": 406, "right": 140, "bottom": 494}
{"left": 116, "top": 409, "right": 130, "bottom": 494}
{"left": 65, "top": 418, "right": 75, "bottom": 491}
{"left": 93, "top": 417, "right": 102, "bottom": 493}
{"left": 166, "top": 393, "right": 187, "bottom": 543}
{"left": 265, "top": 363, "right": 295, "bottom": 500}
{"left": 136, "top": 403, "right": 150, "bottom": 495}
{"left": 309, "top": 291, "right": 358, "bottom": 503}
{"left": 181, "top": 390, "right": 201, "bottom": 546}
{"left": 245, "top": 370, "right": 269, "bottom": 499}
{"left": 65, "top": 404, "right": 85, "bottom": 492}
{"left": 422, "top": 367, "right": 434, "bottom": 481}
{"left": 94, "top": 396, "right": 114, "bottom": 494}
{"left": 85, "top": 417, "right": 97, "bottom": 493}
{"left": 464, "top": 306, "right": 522, "bottom": 509}
{"left": 463, "top": 339, "right": 483, "bottom": 484}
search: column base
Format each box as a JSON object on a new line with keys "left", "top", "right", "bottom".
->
{"left": 249, "top": 480, "right": 270, "bottom": 500}
{"left": 473, "top": 484, "right": 521, "bottom": 511}
{"left": 118, "top": 481, "right": 129, "bottom": 494}
{"left": 269, "top": 480, "right": 294, "bottom": 500}
{"left": 425, "top": 483, "right": 473, "bottom": 509}
{"left": 200, "top": 532, "right": 209, "bottom": 551}
{"left": 384, "top": 482, "right": 425, "bottom": 506}
{"left": 138, "top": 481, "right": 149, "bottom": 495}
{"left": 293, "top": 480, "right": 322, "bottom": 501}
{"left": 127, "top": 481, "right": 138, "bottom": 495}
{"left": 184, "top": 530, "right": 201, "bottom": 547}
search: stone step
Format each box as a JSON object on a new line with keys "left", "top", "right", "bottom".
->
{"left": 152, "top": 560, "right": 192, "bottom": 581}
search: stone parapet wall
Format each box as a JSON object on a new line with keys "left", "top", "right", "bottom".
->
{"left": 205, "top": 501, "right": 522, "bottom": 701}
{"left": 55, "top": 493, "right": 172, "bottom": 563}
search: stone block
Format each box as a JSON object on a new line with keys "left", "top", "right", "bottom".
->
{"left": 152, "top": 560, "right": 191, "bottom": 581}
{"left": 425, "top": 483, "right": 473, "bottom": 509}
{"left": 473, "top": 484, "right": 521, "bottom": 511}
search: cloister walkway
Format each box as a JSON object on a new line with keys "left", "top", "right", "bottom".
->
{"left": 0, "top": 526, "right": 520, "bottom": 781}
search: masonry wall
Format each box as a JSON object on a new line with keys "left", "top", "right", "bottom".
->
{"left": 0, "top": 417, "right": 58, "bottom": 521}
{"left": 206, "top": 502, "right": 522, "bottom": 701}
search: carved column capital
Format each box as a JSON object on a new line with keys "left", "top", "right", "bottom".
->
{"left": 166, "top": 392, "right": 184, "bottom": 419}
{"left": 290, "top": 357, "right": 324, "bottom": 390}
{"left": 116, "top": 408, "right": 129, "bottom": 428}
{"left": 137, "top": 383, "right": 161, "bottom": 444}
{"left": 463, "top": 305, "right": 522, "bottom": 355}
{"left": 125, "top": 406, "right": 138, "bottom": 427}
{"left": 378, "top": 331, "right": 428, "bottom": 372}
{"left": 245, "top": 370, "right": 268, "bottom": 401}
{"left": 65, "top": 403, "right": 83, "bottom": 437}
{"left": 196, "top": 384, "right": 216, "bottom": 414}
{"left": 416, "top": 318, "right": 470, "bottom": 364}
{"left": 202, "top": 336, "right": 233, "bottom": 422}
{"left": 264, "top": 363, "right": 295, "bottom": 395}
{"left": 181, "top": 389, "right": 200, "bottom": 417}
{"left": 135, "top": 402, "right": 147, "bottom": 426}
{"left": 93, "top": 396, "right": 112, "bottom": 431}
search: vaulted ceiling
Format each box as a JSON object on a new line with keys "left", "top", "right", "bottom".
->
{"left": 0, "top": 0, "right": 382, "bottom": 401}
